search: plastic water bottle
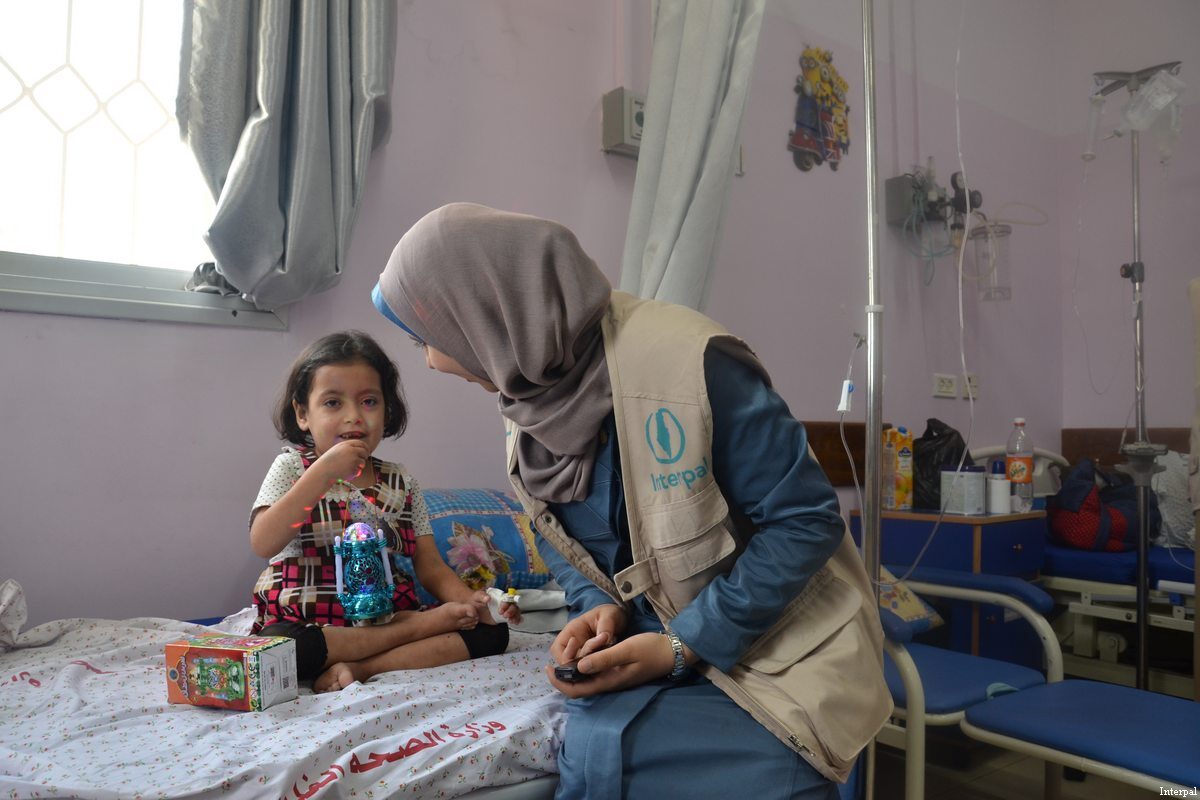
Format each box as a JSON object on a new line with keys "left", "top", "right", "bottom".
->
{"left": 1005, "top": 418, "right": 1034, "bottom": 513}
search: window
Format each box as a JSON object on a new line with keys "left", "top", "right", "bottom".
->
{"left": 0, "top": 0, "right": 285, "bottom": 329}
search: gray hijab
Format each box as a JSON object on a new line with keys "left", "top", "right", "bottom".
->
{"left": 376, "top": 203, "right": 613, "bottom": 503}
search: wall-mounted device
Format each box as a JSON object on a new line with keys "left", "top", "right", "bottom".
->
{"left": 602, "top": 87, "right": 645, "bottom": 158}
{"left": 884, "top": 158, "right": 956, "bottom": 226}
{"left": 884, "top": 159, "right": 955, "bottom": 270}
{"left": 948, "top": 170, "right": 983, "bottom": 248}
{"left": 885, "top": 161, "right": 983, "bottom": 229}
{"left": 886, "top": 157, "right": 998, "bottom": 281}
{"left": 949, "top": 171, "right": 982, "bottom": 216}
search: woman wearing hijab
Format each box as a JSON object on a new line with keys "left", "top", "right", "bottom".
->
{"left": 373, "top": 203, "right": 890, "bottom": 799}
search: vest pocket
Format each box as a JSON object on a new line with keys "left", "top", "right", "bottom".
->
{"left": 731, "top": 569, "right": 889, "bottom": 770}
{"left": 739, "top": 569, "right": 860, "bottom": 671}
{"left": 645, "top": 482, "right": 738, "bottom": 580}
{"left": 654, "top": 520, "right": 737, "bottom": 580}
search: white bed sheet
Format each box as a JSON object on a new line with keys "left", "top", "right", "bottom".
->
{"left": 0, "top": 582, "right": 565, "bottom": 799}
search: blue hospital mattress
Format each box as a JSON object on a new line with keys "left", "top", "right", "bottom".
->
{"left": 964, "top": 680, "right": 1200, "bottom": 787}
{"left": 1042, "top": 542, "right": 1194, "bottom": 586}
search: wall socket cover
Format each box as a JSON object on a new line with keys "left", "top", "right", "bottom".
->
{"left": 932, "top": 373, "right": 957, "bottom": 398}
{"left": 962, "top": 373, "right": 979, "bottom": 399}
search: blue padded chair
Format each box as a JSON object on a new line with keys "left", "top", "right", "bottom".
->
{"left": 878, "top": 565, "right": 1064, "bottom": 800}
{"left": 961, "top": 679, "right": 1200, "bottom": 793}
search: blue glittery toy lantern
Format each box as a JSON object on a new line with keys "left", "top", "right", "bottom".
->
{"left": 334, "top": 522, "right": 395, "bottom": 623}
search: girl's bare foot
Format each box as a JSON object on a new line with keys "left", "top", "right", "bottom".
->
{"left": 314, "top": 662, "right": 361, "bottom": 693}
{"left": 431, "top": 601, "right": 479, "bottom": 630}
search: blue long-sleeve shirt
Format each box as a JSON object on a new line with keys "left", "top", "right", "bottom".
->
{"left": 536, "top": 346, "right": 844, "bottom": 672}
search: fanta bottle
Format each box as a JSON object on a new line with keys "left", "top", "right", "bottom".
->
{"left": 1005, "top": 418, "right": 1033, "bottom": 513}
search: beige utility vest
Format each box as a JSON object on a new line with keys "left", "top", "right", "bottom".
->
{"left": 505, "top": 292, "right": 891, "bottom": 782}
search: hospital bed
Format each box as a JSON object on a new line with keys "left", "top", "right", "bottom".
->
{"left": 810, "top": 281, "right": 1200, "bottom": 793}
{"left": 965, "top": 430, "right": 1196, "bottom": 695}
{"left": 0, "top": 488, "right": 566, "bottom": 800}
{"left": 1039, "top": 426, "right": 1195, "bottom": 696}
{"left": 833, "top": 425, "right": 1198, "bottom": 796}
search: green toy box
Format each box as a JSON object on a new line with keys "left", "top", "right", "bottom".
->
{"left": 165, "top": 633, "right": 297, "bottom": 711}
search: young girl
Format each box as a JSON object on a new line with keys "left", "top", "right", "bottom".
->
{"left": 249, "top": 330, "right": 517, "bottom": 693}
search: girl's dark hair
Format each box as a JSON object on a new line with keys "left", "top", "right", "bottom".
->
{"left": 273, "top": 330, "right": 408, "bottom": 446}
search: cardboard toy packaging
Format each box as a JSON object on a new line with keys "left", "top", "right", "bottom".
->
{"left": 165, "top": 633, "right": 297, "bottom": 711}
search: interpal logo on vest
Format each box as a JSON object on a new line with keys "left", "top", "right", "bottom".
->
{"left": 645, "top": 408, "right": 686, "bottom": 464}
{"left": 645, "top": 408, "right": 709, "bottom": 493}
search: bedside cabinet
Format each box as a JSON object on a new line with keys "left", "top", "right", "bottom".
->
{"left": 850, "top": 510, "right": 1047, "bottom": 664}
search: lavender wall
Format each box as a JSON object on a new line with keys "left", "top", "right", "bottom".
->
{"left": 1, "top": 1, "right": 1194, "bottom": 628}
{"left": 713, "top": 0, "right": 1064, "bottom": 462}
{"left": 1054, "top": 0, "right": 1200, "bottom": 430}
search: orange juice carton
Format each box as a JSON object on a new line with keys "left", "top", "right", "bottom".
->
{"left": 882, "top": 426, "right": 914, "bottom": 510}
{"left": 165, "top": 633, "right": 297, "bottom": 711}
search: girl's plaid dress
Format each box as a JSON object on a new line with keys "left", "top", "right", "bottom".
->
{"left": 250, "top": 448, "right": 425, "bottom": 630}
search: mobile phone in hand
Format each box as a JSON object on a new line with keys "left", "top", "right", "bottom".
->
{"left": 554, "top": 661, "right": 589, "bottom": 683}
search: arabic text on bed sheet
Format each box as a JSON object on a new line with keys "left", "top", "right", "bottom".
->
{"left": 291, "top": 720, "right": 508, "bottom": 799}
{"left": 4, "top": 670, "right": 41, "bottom": 688}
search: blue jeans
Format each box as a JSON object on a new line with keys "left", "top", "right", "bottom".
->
{"left": 554, "top": 678, "right": 839, "bottom": 800}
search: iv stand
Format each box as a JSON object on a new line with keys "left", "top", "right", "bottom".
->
{"left": 860, "top": 0, "right": 883, "bottom": 796}
{"left": 1091, "top": 61, "right": 1180, "bottom": 691}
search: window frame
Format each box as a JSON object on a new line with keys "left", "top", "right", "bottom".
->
{"left": 1, "top": 2, "right": 287, "bottom": 331}
{"left": 0, "top": 252, "right": 288, "bottom": 330}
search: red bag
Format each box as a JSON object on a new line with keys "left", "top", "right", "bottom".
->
{"left": 1047, "top": 459, "right": 1161, "bottom": 552}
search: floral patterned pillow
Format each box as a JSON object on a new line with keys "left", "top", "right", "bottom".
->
{"left": 877, "top": 565, "right": 944, "bottom": 637}
{"left": 407, "top": 489, "right": 552, "bottom": 606}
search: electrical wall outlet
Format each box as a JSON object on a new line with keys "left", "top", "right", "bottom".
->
{"left": 962, "top": 373, "right": 980, "bottom": 399}
{"left": 602, "top": 87, "right": 645, "bottom": 158}
{"left": 932, "top": 373, "right": 957, "bottom": 398}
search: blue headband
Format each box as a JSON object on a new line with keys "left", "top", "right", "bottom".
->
{"left": 372, "top": 283, "right": 422, "bottom": 343}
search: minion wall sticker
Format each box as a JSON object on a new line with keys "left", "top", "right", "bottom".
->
{"left": 788, "top": 46, "right": 850, "bottom": 172}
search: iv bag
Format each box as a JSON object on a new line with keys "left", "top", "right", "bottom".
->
{"left": 1120, "top": 70, "right": 1185, "bottom": 133}
{"left": 1151, "top": 101, "right": 1183, "bottom": 164}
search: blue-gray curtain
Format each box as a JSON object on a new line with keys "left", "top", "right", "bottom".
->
{"left": 619, "top": 0, "right": 764, "bottom": 312}
{"left": 177, "top": 0, "right": 395, "bottom": 310}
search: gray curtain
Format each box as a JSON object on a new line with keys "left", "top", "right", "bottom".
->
{"left": 619, "top": 0, "right": 764, "bottom": 311}
{"left": 177, "top": 0, "right": 395, "bottom": 310}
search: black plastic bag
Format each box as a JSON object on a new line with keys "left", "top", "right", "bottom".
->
{"left": 912, "top": 418, "right": 974, "bottom": 510}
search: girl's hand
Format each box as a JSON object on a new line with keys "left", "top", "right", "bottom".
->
{"left": 313, "top": 440, "right": 371, "bottom": 485}
{"left": 496, "top": 597, "right": 522, "bottom": 625}
{"left": 549, "top": 604, "right": 628, "bottom": 666}
{"left": 470, "top": 590, "right": 497, "bottom": 625}
{"left": 546, "top": 631, "right": 681, "bottom": 698}
{"left": 468, "top": 589, "right": 523, "bottom": 626}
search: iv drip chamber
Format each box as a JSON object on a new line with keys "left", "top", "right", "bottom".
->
{"left": 1083, "top": 94, "right": 1105, "bottom": 161}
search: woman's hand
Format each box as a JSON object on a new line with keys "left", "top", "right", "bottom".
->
{"left": 549, "top": 604, "right": 628, "bottom": 666}
{"left": 550, "top": 604, "right": 670, "bottom": 697}
{"left": 547, "top": 631, "right": 681, "bottom": 698}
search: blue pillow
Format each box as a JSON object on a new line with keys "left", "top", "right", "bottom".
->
{"left": 400, "top": 489, "right": 551, "bottom": 606}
